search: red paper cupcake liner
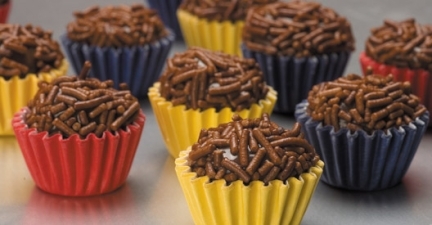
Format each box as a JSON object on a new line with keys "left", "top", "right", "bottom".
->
{"left": 360, "top": 52, "right": 432, "bottom": 122}
{"left": 0, "top": 1, "right": 11, "bottom": 23}
{"left": 12, "top": 108, "right": 145, "bottom": 197}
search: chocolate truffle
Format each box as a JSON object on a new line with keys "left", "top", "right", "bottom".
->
{"left": 24, "top": 62, "right": 140, "bottom": 138}
{"left": 365, "top": 18, "right": 432, "bottom": 71}
{"left": 242, "top": 1, "right": 355, "bottom": 57}
{"left": 188, "top": 113, "right": 320, "bottom": 184}
{"left": 0, "top": 24, "right": 64, "bottom": 78}
{"left": 306, "top": 72, "right": 427, "bottom": 133}
{"left": 159, "top": 47, "right": 269, "bottom": 111}
{"left": 66, "top": 4, "right": 168, "bottom": 47}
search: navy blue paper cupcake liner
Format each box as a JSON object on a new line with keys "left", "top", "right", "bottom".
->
{"left": 61, "top": 33, "right": 174, "bottom": 98}
{"left": 147, "top": 0, "right": 183, "bottom": 40}
{"left": 295, "top": 100, "right": 429, "bottom": 191}
{"left": 242, "top": 45, "right": 350, "bottom": 113}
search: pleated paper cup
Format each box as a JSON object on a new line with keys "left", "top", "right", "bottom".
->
{"left": 0, "top": 1, "right": 11, "bottom": 23}
{"left": 12, "top": 108, "right": 146, "bottom": 197}
{"left": 60, "top": 33, "right": 174, "bottom": 98}
{"left": 177, "top": 9, "right": 244, "bottom": 56}
{"left": 360, "top": 52, "right": 432, "bottom": 125}
{"left": 148, "top": 82, "right": 277, "bottom": 158}
{"left": 295, "top": 100, "right": 429, "bottom": 191}
{"left": 0, "top": 60, "right": 67, "bottom": 136}
{"left": 147, "top": 0, "right": 183, "bottom": 40}
{"left": 243, "top": 45, "right": 350, "bottom": 113}
{"left": 176, "top": 149, "right": 324, "bottom": 225}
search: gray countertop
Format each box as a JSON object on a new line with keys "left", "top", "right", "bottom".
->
{"left": 1, "top": 0, "right": 432, "bottom": 224}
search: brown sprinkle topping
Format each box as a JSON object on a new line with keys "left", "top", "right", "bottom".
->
{"left": 24, "top": 61, "right": 140, "bottom": 138}
{"left": 306, "top": 72, "right": 427, "bottom": 134}
{"left": 179, "top": 0, "right": 277, "bottom": 22}
{"left": 242, "top": 1, "right": 355, "bottom": 57}
{"left": 159, "top": 47, "right": 269, "bottom": 111}
{"left": 0, "top": 24, "right": 64, "bottom": 78}
{"left": 365, "top": 18, "right": 432, "bottom": 71}
{"left": 67, "top": 4, "right": 168, "bottom": 47}
{"left": 188, "top": 113, "right": 320, "bottom": 185}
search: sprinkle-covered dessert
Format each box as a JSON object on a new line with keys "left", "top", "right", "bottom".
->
{"left": 149, "top": 48, "right": 276, "bottom": 158}
{"left": 159, "top": 47, "right": 269, "bottom": 111}
{"left": 365, "top": 18, "right": 432, "bottom": 71}
{"left": 179, "top": 0, "right": 277, "bottom": 21}
{"left": 12, "top": 61, "right": 145, "bottom": 196}
{"left": 360, "top": 19, "right": 432, "bottom": 126}
{"left": 24, "top": 62, "right": 140, "bottom": 138}
{"left": 175, "top": 113, "right": 323, "bottom": 225}
{"left": 62, "top": 4, "right": 174, "bottom": 99}
{"left": 242, "top": 1, "right": 355, "bottom": 57}
{"left": 296, "top": 70, "right": 429, "bottom": 190}
{"left": 241, "top": 1, "right": 354, "bottom": 113}
{"left": 306, "top": 72, "right": 427, "bottom": 133}
{"left": 0, "top": 24, "right": 64, "bottom": 78}
{"left": 66, "top": 4, "right": 168, "bottom": 48}
{"left": 188, "top": 113, "right": 320, "bottom": 184}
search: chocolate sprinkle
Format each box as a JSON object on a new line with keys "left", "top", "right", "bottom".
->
{"left": 67, "top": 4, "right": 168, "bottom": 47}
{"left": 159, "top": 47, "right": 269, "bottom": 111}
{"left": 242, "top": 1, "right": 355, "bottom": 57}
{"left": 189, "top": 113, "right": 320, "bottom": 185}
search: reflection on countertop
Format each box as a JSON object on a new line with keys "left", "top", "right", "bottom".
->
{"left": 21, "top": 184, "right": 137, "bottom": 225}
{"left": 0, "top": 137, "right": 34, "bottom": 205}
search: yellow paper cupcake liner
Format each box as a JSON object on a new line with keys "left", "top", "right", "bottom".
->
{"left": 177, "top": 9, "right": 244, "bottom": 56}
{"left": 148, "top": 82, "right": 277, "bottom": 158}
{"left": 175, "top": 149, "right": 324, "bottom": 225}
{"left": 0, "top": 60, "right": 68, "bottom": 136}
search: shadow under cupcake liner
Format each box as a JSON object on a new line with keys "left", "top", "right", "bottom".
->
{"left": 295, "top": 100, "right": 429, "bottom": 191}
{"left": 176, "top": 149, "right": 324, "bottom": 225}
{"left": 242, "top": 45, "right": 350, "bottom": 113}
{"left": 147, "top": 0, "right": 183, "bottom": 40}
{"left": 13, "top": 109, "right": 146, "bottom": 196}
{"left": 360, "top": 52, "right": 432, "bottom": 125}
{"left": 61, "top": 33, "right": 174, "bottom": 98}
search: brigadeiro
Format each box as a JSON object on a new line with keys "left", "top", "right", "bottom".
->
{"left": 0, "top": 23, "right": 67, "bottom": 135}
{"left": 295, "top": 72, "right": 429, "bottom": 191}
{"left": 176, "top": 113, "right": 324, "bottom": 225}
{"left": 242, "top": 1, "right": 355, "bottom": 113}
{"left": 360, "top": 18, "right": 432, "bottom": 124}
{"left": 12, "top": 61, "right": 145, "bottom": 196}
{"left": 148, "top": 47, "right": 277, "bottom": 157}
{"left": 61, "top": 4, "right": 174, "bottom": 98}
